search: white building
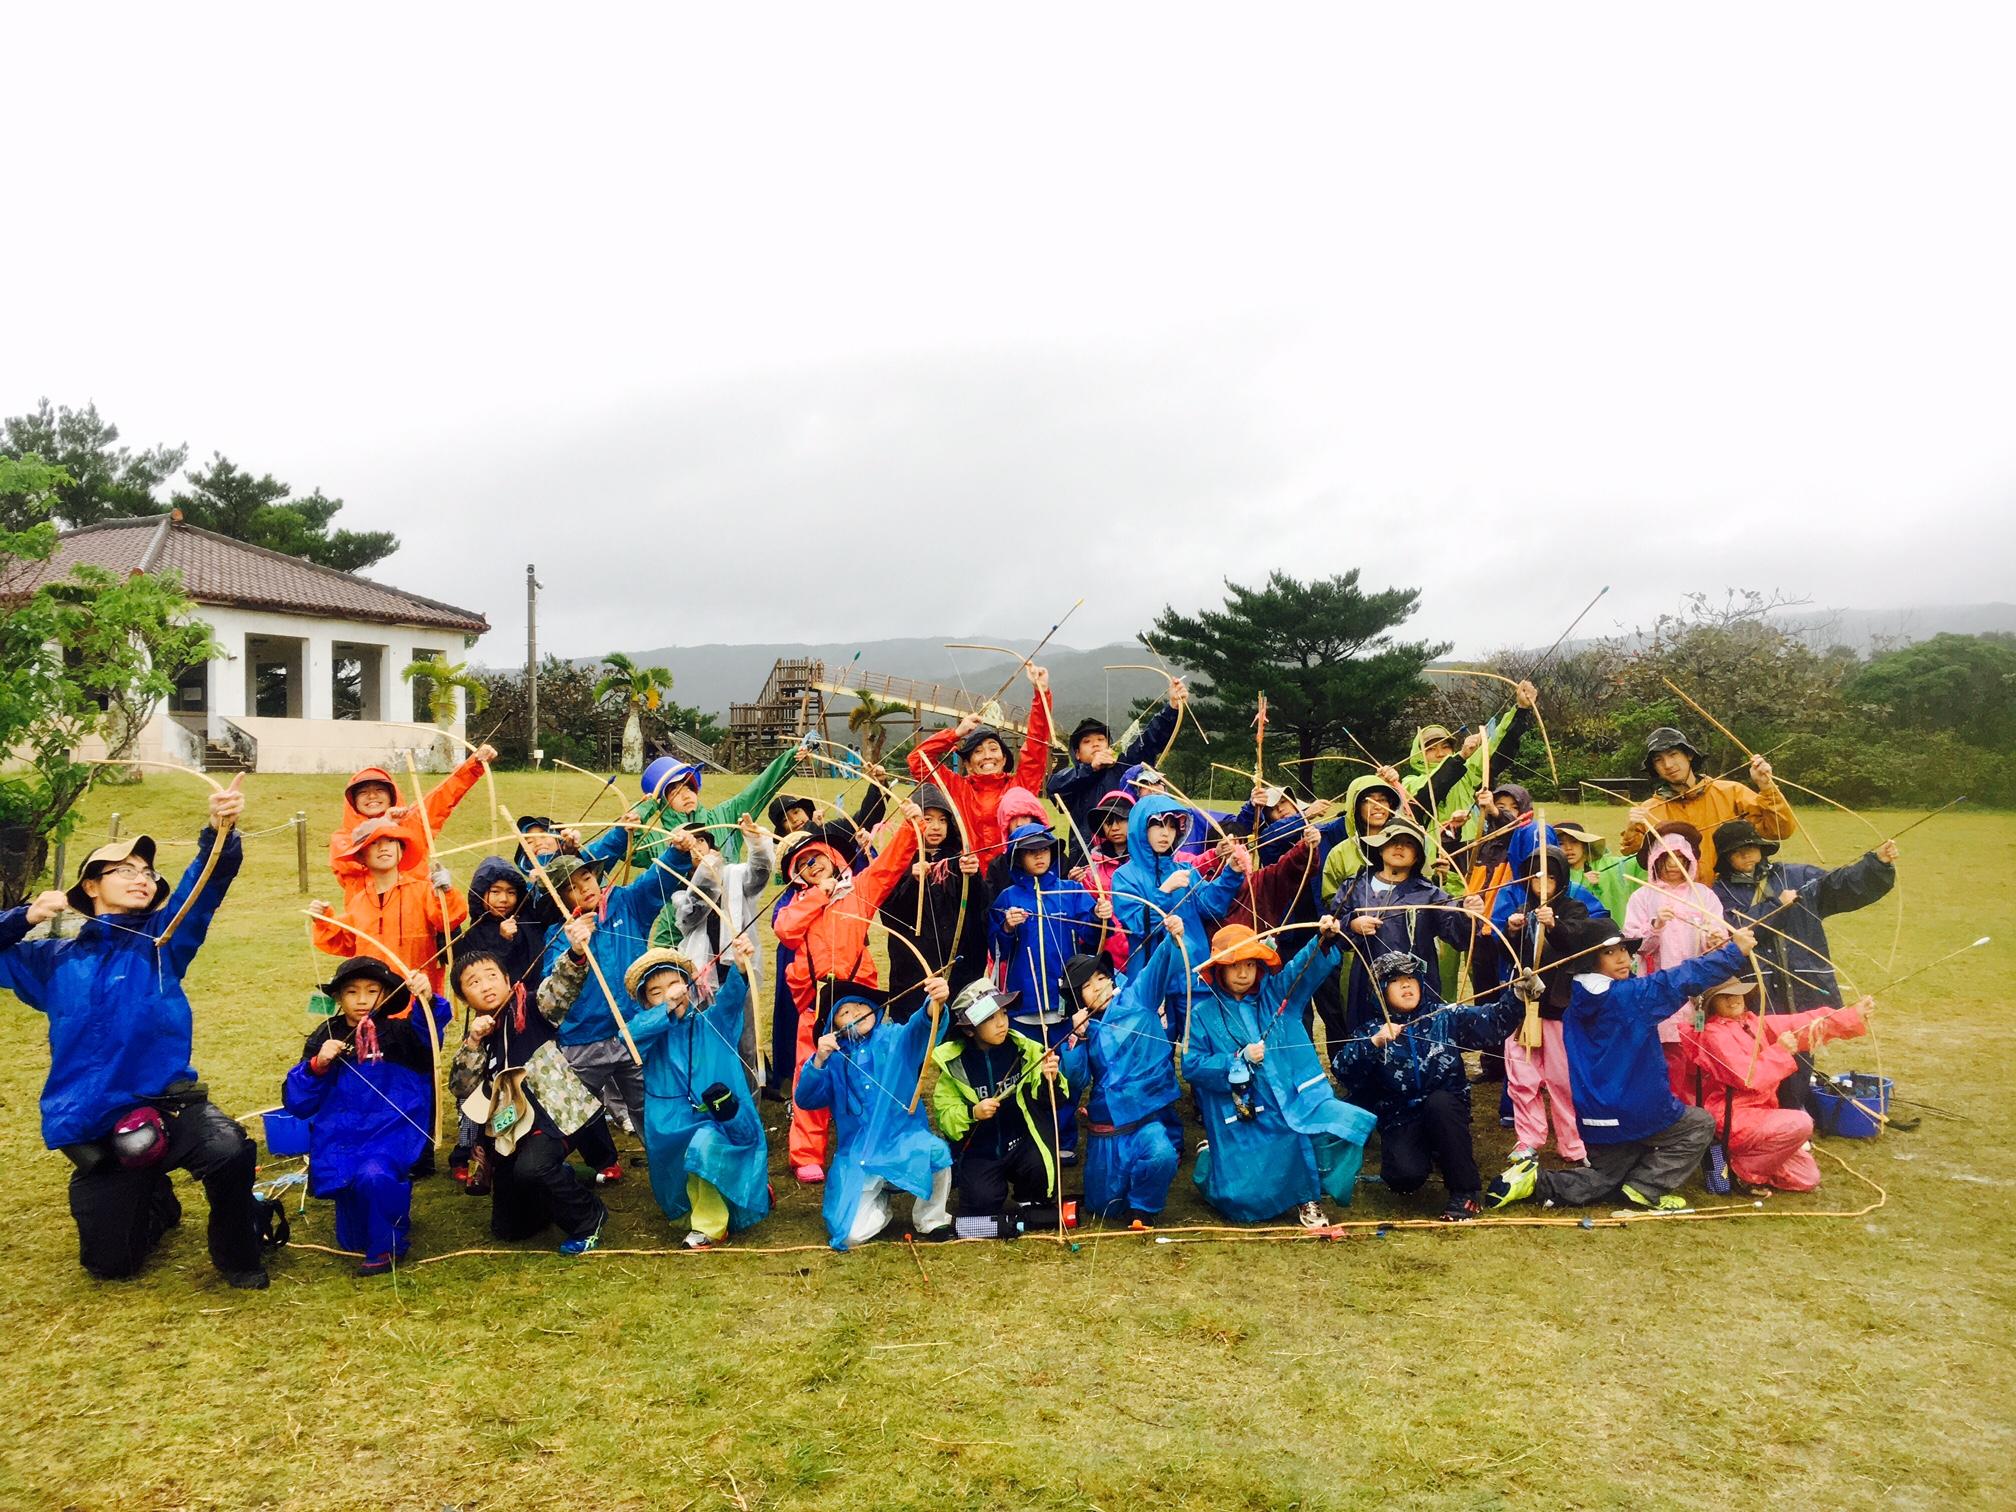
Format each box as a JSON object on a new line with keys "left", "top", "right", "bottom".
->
{"left": 21, "top": 513, "right": 491, "bottom": 774}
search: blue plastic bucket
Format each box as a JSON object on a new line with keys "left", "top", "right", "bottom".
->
{"left": 1811, "top": 1074, "right": 1891, "bottom": 1139}
{"left": 263, "top": 1110, "right": 313, "bottom": 1157}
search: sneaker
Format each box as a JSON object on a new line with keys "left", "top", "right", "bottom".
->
{"left": 1620, "top": 1184, "right": 1689, "bottom": 1213}
{"left": 914, "top": 1224, "right": 956, "bottom": 1243}
{"left": 1194, "top": 1138, "right": 1210, "bottom": 1158}
{"left": 594, "top": 1163, "right": 624, "bottom": 1186}
{"left": 357, "top": 1255, "right": 394, "bottom": 1276}
{"left": 223, "top": 1268, "right": 270, "bottom": 1290}
{"left": 794, "top": 1163, "right": 825, "bottom": 1185}
{"left": 1507, "top": 1144, "right": 1539, "bottom": 1163}
{"left": 1484, "top": 1158, "right": 1538, "bottom": 1211}
{"left": 1440, "top": 1194, "right": 1481, "bottom": 1223}
{"left": 1298, "top": 1201, "right": 1331, "bottom": 1229}
{"left": 464, "top": 1145, "right": 492, "bottom": 1196}
{"left": 682, "top": 1231, "right": 714, "bottom": 1251}
{"left": 449, "top": 1155, "right": 470, "bottom": 1185}
{"left": 407, "top": 1150, "right": 436, "bottom": 1180}
{"left": 558, "top": 1211, "right": 607, "bottom": 1257}
{"left": 1126, "top": 1211, "right": 1155, "bottom": 1232}
{"left": 1058, "top": 1147, "right": 1078, "bottom": 1166}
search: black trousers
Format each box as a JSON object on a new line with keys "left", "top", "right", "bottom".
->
{"left": 67, "top": 1099, "right": 261, "bottom": 1280}
{"left": 1378, "top": 1089, "right": 1482, "bottom": 1198}
{"left": 489, "top": 1119, "right": 608, "bottom": 1242}
{"left": 954, "top": 1133, "right": 1053, "bottom": 1215}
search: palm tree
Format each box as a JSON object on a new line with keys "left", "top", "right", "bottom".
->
{"left": 846, "top": 691, "right": 912, "bottom": 764}
{"left": 400, "top": 655, "right": 489, "bottom": 726}
{"left": 593, "top": 652, "right": 673, "bottom": 773}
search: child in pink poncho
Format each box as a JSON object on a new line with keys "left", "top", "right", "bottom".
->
{"left": 1622, "top": 831, "right": 1727, "bottom": 1097}
{"left": 1686, "top": 977, "right": 1871, "bottom": 1190}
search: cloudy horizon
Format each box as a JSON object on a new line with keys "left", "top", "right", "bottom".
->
{"left": 7, "top": 4, "right": 2012, "bottom": 665}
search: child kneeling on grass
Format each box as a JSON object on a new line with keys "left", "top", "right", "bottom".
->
{"left": 1060, "top": 913, "right": 1194, "bottom": 1229}
{"left": 282, "top": 958, "right": 451, "bottom": 1275}
{"left": 616, "top": 939, "right": 772, "bottom": 1249}
{"left": 1487, "top": 922, "right": 1754, "bottom": 1214}
{"left": 794, "top": 981, "right": 955, "bottom": 1250}
{"left": 1329, "top": 952, "right": 1529, "bottom": 1222}
{"left": 448, "top": 938, "right": 615, "bottom": 1256}
{"left": 930, "top": 980, "right": 1071, "bottom": 1239}
{"left": 1181, "top": 918, "right": 1377, "bottom": 1229}
{"left": 1687, "top": 977, "right": 1872, "bottom": 1192}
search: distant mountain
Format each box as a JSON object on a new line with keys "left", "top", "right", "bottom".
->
{"left": 1497, "top": 603, "right": 2016, "bottom": 663}
{"left": 567, "top": 604, "right": 2014, "bottom": 721}
{"left": 568, "top": 637, "right": 1186, "bottom": 722}
{"left": 1772, "top": 603, "right": 2016, "bottom": 655}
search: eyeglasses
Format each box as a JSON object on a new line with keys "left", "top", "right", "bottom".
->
{"left": 96, "top": 863, "right": 159, "bottom": 884}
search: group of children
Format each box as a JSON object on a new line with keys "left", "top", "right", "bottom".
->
{"left": 3, "top": 666, "right": 1904, "bottom": 1285}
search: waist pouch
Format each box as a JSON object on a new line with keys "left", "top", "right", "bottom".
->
{"left": 60, "top": 1081, "right": 209, "bottom": 1173}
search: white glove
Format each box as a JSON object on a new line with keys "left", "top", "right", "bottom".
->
{"left": 431, "top": 863, "right": 451, "bottom": 891}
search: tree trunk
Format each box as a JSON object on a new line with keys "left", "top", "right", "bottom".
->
{"left": 621, "top": 710, "right": 644, "bottom": 773}
{"left": 0, "top": 825, "right": 49, "bottom": 911}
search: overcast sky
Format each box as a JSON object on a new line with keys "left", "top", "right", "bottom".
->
{"left": 6, "top": 5, "right": 2012, "bottom": 666}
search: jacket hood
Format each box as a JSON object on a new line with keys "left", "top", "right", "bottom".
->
{"left": 1126, "top": 792, "right": 1193, "bottom": 857}
{"left": 1407, "top": 725, "right": 1457, "bottom": 776}
{"left": 768, "top": 793, "right": 816, "bottom": 833}
{"left": 910, "top": 782, "right": 956, "bottom": 819}
{"left": 1503, "top": 819, "right": 1558, "bottom": 879}
{"left": 343, "top": 766, "right": 401, "bottom": 806}
{"left": 786, "top": 839, "right": 850, "bottom": 880}
{"left": 1343, "top": 774, "right": 1404, "bottom": 839}
{"left": 468, "top": 855, "right": 529, "bottom": 913}
{"left": 1493, "top": 783, "right": 1533, "bottom": 816}
{"left": 996, "top": 787, "right": 1050, "bottom": 833}
{"left": 1644, "top": 830, "right": 1702, "bottom": 888}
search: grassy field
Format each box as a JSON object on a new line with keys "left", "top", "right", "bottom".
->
{"left": 1, "top": 767, "right": 2010, "bottom": 1511}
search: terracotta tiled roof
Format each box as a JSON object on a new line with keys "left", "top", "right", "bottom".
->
{"left": 10, "top": 515, "right": 489, "bottom": 634}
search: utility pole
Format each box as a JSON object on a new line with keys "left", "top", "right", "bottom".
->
{"left": 526, "top": 563, "right": 542, "bottom": 762}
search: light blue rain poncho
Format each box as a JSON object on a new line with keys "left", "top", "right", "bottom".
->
{"left": 793, "top": 994, "right": 952, "bottom": 1250}
{"left": 1181, "top": 933, "right": 1377, "bottom": 1222}
{"left": 1072, "top": 932, "right": 1194, "bottom": 1220}
{"left": 625, "top": 958, "right": 772, "bottom": 1234}
{"left": 1108, "top": 794, "right": 1245, "bottom": 973}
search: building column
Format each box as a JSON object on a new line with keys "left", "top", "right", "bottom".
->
{"left": 303, "top": 631, "right": 334, "bottom": 721}
{"left": 210, "top": 628, "right": 248, "bottom": 729}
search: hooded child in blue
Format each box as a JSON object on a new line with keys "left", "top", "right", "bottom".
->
{"left": 1120, "top": 764, "right": 1236, "bottom": 846}
{"left": 1331, "top": 819, "right": 1488, "bottom": 1033}
{"left": 1181, "top": 919, "right": 1377, "bottom": 1225}
{"left": 1061, "top": 912, "right": 1195, "bottom": 1224}
{"left": 1329, "top": 952, "right": 1527, "bottom": 1219}
{"left": 457, "top": 856, "right": 552, "bottom": 993}
{"left": 282, "top": 958, "right": 452, "bottom": 1272}
{"left": 1108, "top": 794, "right": 1247, "bottom": 970}
{"left": 989, "top": 823, "right": 1107, "bottom": 1040}
{"left": 793, "top": 981, "right": 955, "bottom": 1249}
{"left": 620, "top": 940, "right": 772, "bottom": 1246}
